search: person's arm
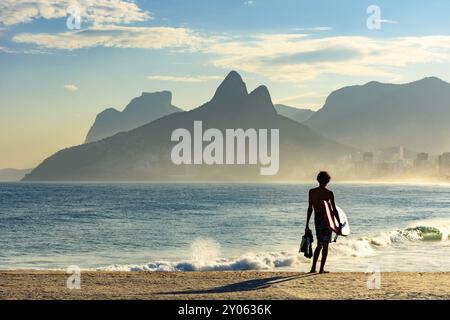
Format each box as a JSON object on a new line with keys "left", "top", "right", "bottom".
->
{"left": 330, "top": 192, "right": 342, "bottom": 225}
{"left": 306, "top": 190, "right": 313, "bottom": 231}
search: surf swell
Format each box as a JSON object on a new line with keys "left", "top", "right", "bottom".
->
{"left": 331, "top": 219, "right": 450, "bottom": 258}
{"left": 97, "top": 219, "right": 450, "bottom": 272}
{"left": 97, "top": 251, "right": 305, "bottom": 272}
{"left": 369, "top": 220, "right": 450, "bottom": 246}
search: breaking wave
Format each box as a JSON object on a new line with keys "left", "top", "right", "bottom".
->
{"left": 331, "top": 219, "right": 450, "bottom": 258}
{"left": 97, "top": 251, "right": 304, "bottom": 272}
{"left": 97, "top": 220, "right": 450, "bottom": 272}
{"left": 97, "top": 237, "right": 305, "bottom": 271}
{"left": 368, "top": 219, "right": 450, "bottom": 246}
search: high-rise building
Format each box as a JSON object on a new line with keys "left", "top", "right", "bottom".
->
{"left": 417, "top": 153, "right": 428, "bottom": 161}
{"left": 414, "top": 153, "right": 430, "bottom": 170}
{"left": 399, "top": 145, "right": 404, "bottom": 161}
{"left": 363, "top": 152, "right": 374, "bottom": 164}
{"left": 438, "top": 152, "right": 450, "bottom": 175}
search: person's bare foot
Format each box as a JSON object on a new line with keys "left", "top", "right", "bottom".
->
{"left": 319, "top": 270, "right": 330, "bottom": 274}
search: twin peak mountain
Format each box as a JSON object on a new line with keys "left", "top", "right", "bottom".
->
{"left": 85, "top": 71, "right": 277, "bottom": 143}
{"left": 24, "top": 71, "right": 349, "bottom": 181}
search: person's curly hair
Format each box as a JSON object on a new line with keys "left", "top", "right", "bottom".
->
{"left": 317, "top": 171, "right": 331, "bottom": 184}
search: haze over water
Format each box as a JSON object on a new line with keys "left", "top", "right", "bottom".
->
{"left": 0, "top": 182, "right": 449, "bottom": 272}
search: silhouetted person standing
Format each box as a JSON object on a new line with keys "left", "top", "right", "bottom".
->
{"left": 305, "top": 171, "right": 341, "bottom": 273}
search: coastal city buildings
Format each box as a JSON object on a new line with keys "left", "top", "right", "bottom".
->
{"left": 343, "top": 146, "right": 450, "bottom": 180}
{"left": 438, "top": 152, "right": 450, "bottom": 176}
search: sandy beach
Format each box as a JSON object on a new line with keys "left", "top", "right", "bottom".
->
{"left": 0, "top": 271, "right": 449, "bottom": 300}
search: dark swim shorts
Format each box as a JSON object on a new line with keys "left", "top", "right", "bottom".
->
{"left": 315, "top": 212, "right": 332, "bottom": 245}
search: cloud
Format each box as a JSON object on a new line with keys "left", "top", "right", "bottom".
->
{"left": 0, "top": 46, "right": 15, "bottom": 53}
{"left": 147, "top": 75, "right": 223, "bottom": 83}
{"left": 0, "top": 0, "right": 150, "bottom": 26}
{"left": 13, "top": 25, "right": 209, "bottom": 50}
{"left": 295, "top": 27, "right": 333, "bottom": 32}
{"left": 0, "top": 45, "right": 48, "bottom": 54}
{"left": 63, "top": 84, "right": 79, "bottom": 92}
{"left": 244, "top": 1, "right": 255, "bottom": 5}
{"left": 10, "top": 18, "right": 450, "bottom": 85}
{"left": 204, "top": 34, "right": 450, "bottom": 82}
{"left": 265, "top": 48, "right": 360, "bottom": 64}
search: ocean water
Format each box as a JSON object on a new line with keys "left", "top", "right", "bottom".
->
{"left": 0, "top": 182, "right": 449, "bottom": 272}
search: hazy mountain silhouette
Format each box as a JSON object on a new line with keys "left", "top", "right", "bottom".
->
{"left": 85, "top": 91, "right": 182, "bottom": 143}
{"left": 274, "top": 104, "right": 315, "bottom": 123}
{"left": 23, "top": 71, "right": 352, "bottom": 181}
{"left": 305, "top": 77, "right": 450, "bottom": 154}
{"left": 0, "top": 168, "right": 32, "bottom": 181}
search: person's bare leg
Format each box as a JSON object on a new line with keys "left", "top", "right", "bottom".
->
{"left": 310, "top": 245, "right": 322, "bottom": 273}
{"left": 319, "top": 243, "right": 329, "bottom": 273}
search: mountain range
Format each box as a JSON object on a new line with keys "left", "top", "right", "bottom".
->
{"left": 305, "top": 77, "right": 450, "bottom": 154}
{"left": 274, "top": 104, "right": 315, "bottom": 123}
{"left": 22, "top": 72, "right": 450, "bottom": 181}
{"left": 85, "top": 91, "right": 181, "bottom": 143}
{"left": 0, "top": 168, "right": 32, "bottom": 181}
{"left": 23, "top": 71, "right": 352, "bottom": 181}
{"left": 85, "top": 93, "right": 314, "bottom": 145}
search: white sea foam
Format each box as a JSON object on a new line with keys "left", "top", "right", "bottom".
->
{"left": 189, "top": 237, "right": 221, "bottom": 264}
{"left": 97, "top": 251, "right": 306, "bottom": 272}
{"left": 97, "top": 220, "right": 450, "bottom": 272}
{"left": 331, "top": 238, "right": 375, "bottom": 257}
{"left": 368, "top": 218, "right": 450, "bottom": 246}
{"left": 331, "top": 219, "right": 450, "bottom": 258}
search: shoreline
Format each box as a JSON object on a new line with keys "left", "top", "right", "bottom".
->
{"left": 3, "top": 179, "right": 450, "bottom": 184}
{"left": 0, "top": 271, "right": 449, "bottom": 300}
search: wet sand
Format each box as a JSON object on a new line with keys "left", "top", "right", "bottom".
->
{"left": 0, "top": 271, "right": 449, "bottom": 300}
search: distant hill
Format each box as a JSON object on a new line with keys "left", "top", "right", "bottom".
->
{"left": 24, "top": 71, "right": 352, "bottom": 181}
{"left": 0, "top": 168, "right": 32, "bottom": 181}
{"left": 85, "top": 91, "right": 182, "bottom": 143}
{"left": 274, "top": 104, "right": 315, "bottom": 123}
{"left": 305, "top": 77, "right": 450, "bottom": 154}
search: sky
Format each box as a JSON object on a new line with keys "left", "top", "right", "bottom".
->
{"left": 1, "top": 0, "right": 450, "bottom": 168}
